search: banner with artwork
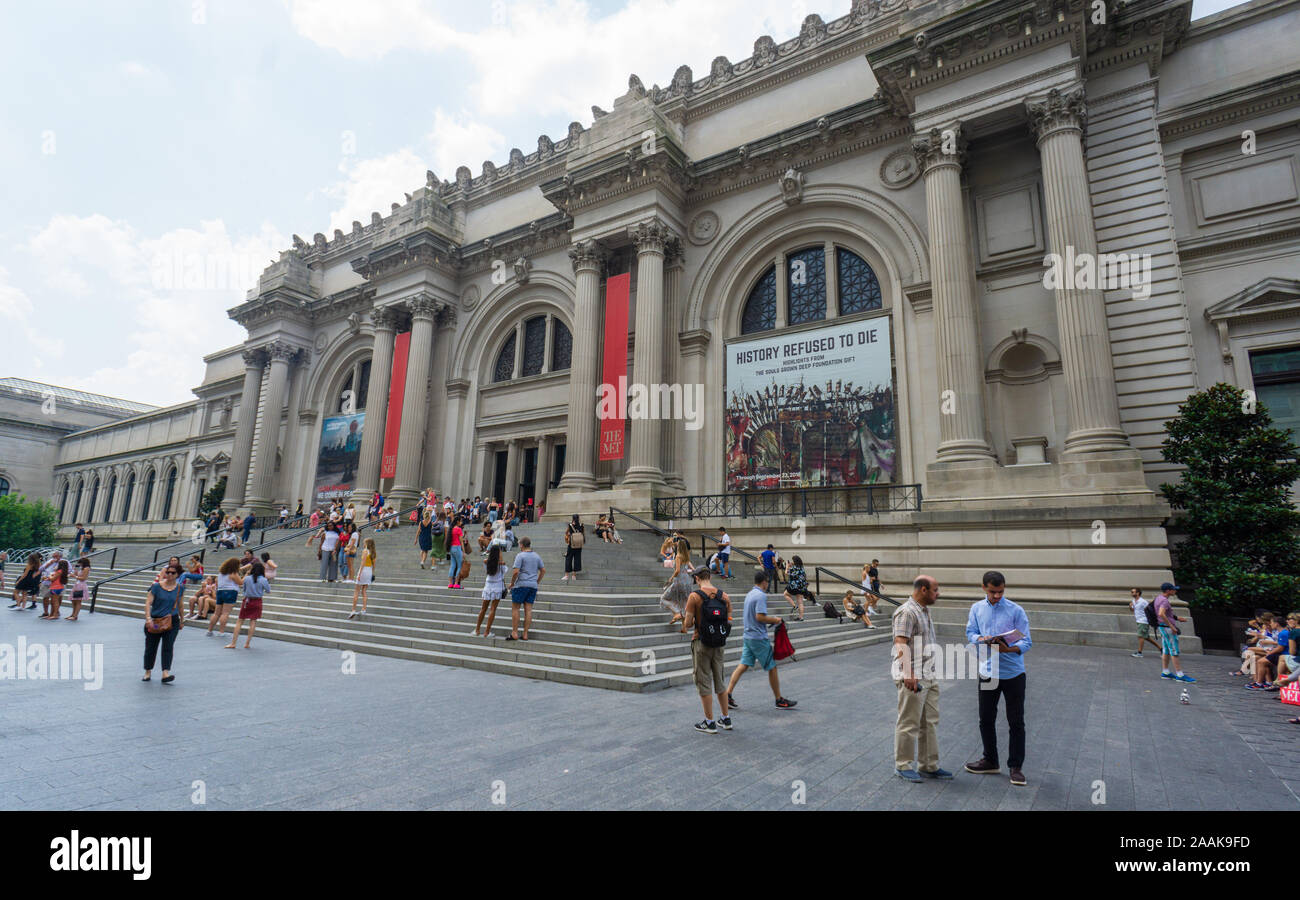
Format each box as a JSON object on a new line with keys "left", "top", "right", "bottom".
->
{"left": 313, "top": 411, "right": 365, "bottom": 505}
{"left": 725, "top": 317, "right": 896, "bottom": 491}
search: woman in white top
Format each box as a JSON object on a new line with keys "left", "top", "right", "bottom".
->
{"left": 473, "top": 545, "right": 505, "bottom": 638}
{"left": 344, "top": 503, "right": 356, "bottom": 523}
{"left": 259, "top": 552, "right": 277, "bottom": 581}
{"left": 309, "top": 524, "right": 341, "bottom": 582}
{"left": 349, "top": 538, "right": 377, "bottom": 619}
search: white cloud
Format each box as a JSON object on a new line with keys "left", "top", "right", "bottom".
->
{"left": 323, "top": 147, "right": 430, "bottom": 233}
{"left": 0, "top": 266, "right": 34, "bottom": 320}
{"left": 425, "top": 108, "right": 508, "bottom": 180}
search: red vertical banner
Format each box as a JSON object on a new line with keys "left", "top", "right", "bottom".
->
{"left": 599, "top": 273, "right": 630, "bottom": 461}
{"left": 380, "top": 331, "right": 410, "bottom": 478}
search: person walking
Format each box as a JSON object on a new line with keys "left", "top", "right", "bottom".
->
{"left": 862, "top": 559, "right": 882, "bottom": 615}
{"left": 143, "top": 562, "right": 184, "bottom": 684}
{"left": 783, "top": 555, "right": 812, "bottom": 620}
{"left": 506, "top": 536, "right": 544, "bottom": 642}
{"left": 447, "top": 515, "right": 467, "bottom": 589}
{"left": 416, "top": 508, "right": 435, "bottom": 569}
{"left": 207, "top": 557, "right": 241, "bottom": 637}
{"left": 240, "top": 513, "right": 255, "bottom": 546}
{"left": 683, "top": 566, "right": 733, "bottom": 733}
{"left": 660, "top": 537, "right": 694, "bottom": 631}
{"left": 723, "top": 570, "right": 796, "bottom": 711}
{"left": 892, "top": 574, "right": 952, "bottom": 783}
{"left": 562, "top": 514, "right": 584, "bottom": 582}
{"left": 716, "top": 526, "right": 733, "bottom": 579}
{"left": 72, "top": 523, "right": 86, "bottom": 558}
{"left": 760, "top": 544, "right": 778, "bottom": 592}
{"left": 349, "top": 538, "right": 376, "bottom": 620}
{"left": 474, "top": 544, "right": 505, "bottom": 637}
{"left": 1154, "top": 582, "right": 1196, "bottom": 683}
{"left": 1129, "top": 588, "right": 1161, "bottom": 657}
{"left": 226, "top": 560, "right": 269, "bottom": 649}
{"left": 81, "top": 529, "right": 95, "bottom": 557}
{"left": 963, "top": 571, "right": 1031, "bottom": 787}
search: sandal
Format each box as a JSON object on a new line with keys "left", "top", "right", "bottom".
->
{"left": 1288, "top": 717, "right": 1300, "bottom": 725}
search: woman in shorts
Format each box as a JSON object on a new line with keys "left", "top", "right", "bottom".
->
{"left": 349, "top": 539, "right": 376, "bottom": 620}
{"left": 226, "top": 561, "right": 269, "bottom": 650}
{"left": 66, "top": 558, "right": 91, "bottom": 621}
{"left": 42, "top": 559, "right": 69, "bottom": 619}
{"left": 207, "top": 557, "right": 242, "bottom": 637}
{"left": 473, "top": 545, "right": 505, "bottom": 638}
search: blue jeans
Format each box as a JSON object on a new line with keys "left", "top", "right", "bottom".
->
{"left": 338, "top": 549, "right": 350, "bottom": 579}
{"left": 448, "top": 546, "right": 463, "bottom": 583}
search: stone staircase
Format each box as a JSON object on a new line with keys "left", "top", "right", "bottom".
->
{"left": 86, "top": 520, "right": 892, "bottom": 691}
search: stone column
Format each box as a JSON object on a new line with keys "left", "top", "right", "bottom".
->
{"left": 351, "top": 306, "right": 400, "bottom": 504}
{"left": 246, "top": 341, "right": 298, "bottom": 515}
{"left": 913, "top": 125, "right": 995, "bottom": 462}
{"left": 679, "top": 330, "right": 711, "bottom": 492}
{"left": 424, "top": 308, "right": 457, "bottom": 491}
{"left": 224, "top": 348, "right": 267, "bottom": 509}
{"left": 662, "top": 241, "right": 686, "bottom": 490}
{"left": 473, "top": 443, "right": 489, "bottom": 499}
{"left": 1028, "top": 87, "right": 1130, "bottom": 454}
{"left": 558, "top": 240, "right": 606, "bottom": 491}
{"left": 389, "top": 295, "right": 440, "bottom": 509}
{"left": 623, "top": 218, "right": 672, "bottom": 485}
{"left": 504, "top": 440, "right": 521, "bottom": 504}
{"left": 535, "top": 436, "right": 553, "bottom": 509}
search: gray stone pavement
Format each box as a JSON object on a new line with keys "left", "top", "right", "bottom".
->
{"left": 1, "top": 610, "right": 1297, "bottom": 811}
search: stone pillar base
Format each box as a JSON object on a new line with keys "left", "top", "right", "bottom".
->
{"left": 545, "top": 483, "right": 680, "bottom": 520}
{"left": 620, "top": 466, "right": 666, "bottom": 486}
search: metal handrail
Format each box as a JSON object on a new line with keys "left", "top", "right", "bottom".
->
{"left": 152, "top": 534, "right": 220, "bottom": 565}
{"left": 73, "top": 545, "right": 118, "bottom": 570}
{"left": 608, "top": 506, "right": 671, "bottom": 537}
{"left": 258, "top": 511, "right": 316, "bottom": 544}
{"left": 90, "top": 547, "right": 205, "bottom": 614}
{"left": 815, "top": 565, "right": 900, "bottom": 608}
{"left": 697, "top": 532, "right": 762, "bottom": 569}
{"left": 276, "top": 501, "right": 426, "bottom": 555}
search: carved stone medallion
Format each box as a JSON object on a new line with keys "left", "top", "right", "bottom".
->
{"left": 462, "top": 284, "right": 481, "bottom": 312}
{"left": 688, "top": 210, "right": 720, "bottom": 246}
{"left": 880, "top": 148, "right": 921, "bottom": 190}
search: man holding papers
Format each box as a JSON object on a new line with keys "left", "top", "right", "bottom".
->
{"left": 964, "top": 571, "right": 1032, "bottom": 787}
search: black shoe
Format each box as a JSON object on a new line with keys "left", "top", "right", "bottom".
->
{"left": 717, "top": 716, "right": 733, "bottom": 730}
{"left": 161, "top": 675, "right": 175, "bottom": 685}
{"left": 775, "top": 697, "right": 797, "bottom": 709}
{"left": 694, "top": 720, "right": 717, "bottom": 734}
{"left": 727, "top": 693, "right": 739, "bottom": 709}
{"left": 964, "top": 758, "right": 1000, "bottom": 774}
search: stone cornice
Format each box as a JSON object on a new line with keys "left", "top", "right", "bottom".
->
{"left": 455, "top": 212, "right": 574, "bottom": 276}
{"left": 350, "top": 230, "right": 459, "bottom": 281}
{"left": 1157, "top": 71, "right": 1300, "bottom": 142}
{"left": 1177, "top": 223, "right": 1300, "bottom": 263}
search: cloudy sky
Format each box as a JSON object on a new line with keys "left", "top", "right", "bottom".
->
{"left": 0, "top": 0, "right": 1249, "bottom": 407}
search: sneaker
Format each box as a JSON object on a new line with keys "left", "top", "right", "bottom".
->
{"left": 920, "top": 768, "right": 954, "bottom": 780}
{"left": 1009, "top": 768, "right": 1027, "bottom": 786}
{"left": 694, "top": 720, "right": 717, "bottom": 734}
{"left": 717, "top": 716, "right": 733, "bottom": 730}
{"left": 1246, "top": 682, "right": 1265, "bottom": 690}
{"left": 964, "top": 758, "right": 1000, "bottom": 774}
{"left": 1131, "top": 652, "right": 1144, "bottom": 658}
{"left": 775, "top": 697, "right": 797, "bottom": 709}
{"left": 1174, "top": 673, "right": 1197, "bottom": 683}
{"left": 896, "top": 769, "right": 923, "bottom": 784}
{"left": 1160, "top": 671, "right": 1175, "bottom": 679}
{"left": 347, "top": 611, "right": 357, "bottom": 620}
{"left": 727, "top": 693, "right": 739, "bottom": 709}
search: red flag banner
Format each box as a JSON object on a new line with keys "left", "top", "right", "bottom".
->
{"left": 380, "top": 331, "right": 410, "bottom": 479}
{"left": 599, "top": 273, "right": 630, "bottom": 461}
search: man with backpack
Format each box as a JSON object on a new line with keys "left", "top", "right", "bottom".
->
{"left": 683, "top": 567, "right": 733, "bottom": 733}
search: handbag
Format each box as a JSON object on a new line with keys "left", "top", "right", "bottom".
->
{"left": 145, "top": 615, "right": 173, "bottom": 634}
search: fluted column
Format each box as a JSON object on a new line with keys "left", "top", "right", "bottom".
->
{"left": 246, "top": 341, "right": 299, "bottom": 514}
{"left": 535, "top": 436, "right": 553, "bottom": 509}
{"left": 623, "top": 218, "right": 672, "bottom": 485}
{"left": 913, "top": 125, "right": 995, "bottom": 462}
{"left": 224, "top": 348, "right": 267, "bottom": 509}
{"left": 1028, "top": 87, "right": 1129, "bottom": 453}
{"left": 389, "top": 295, "right": 440, "bottom": 509}
{"left": 661, "top": 240, "right": 686, "bottom": 490}
{"left": 351, "top": 306, "right": 400, "bottom": 504}
{"left": 558, "top": 240, "right": 606, "bottom": 491}
{"left": 504, "top": 440, "right": 521, "bottom": 504}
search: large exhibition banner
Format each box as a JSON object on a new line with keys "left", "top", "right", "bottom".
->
{"left": 725, "top": 316, "right": 896, "bottom": 491}
{"left": 598, "top": 273, "right": 631, "bottom": 461}
{"left": 314, "top": 411, "right": 366, "bottom": 505}
{"left": 380, "top": 331, "right": 410, "bottom": 479}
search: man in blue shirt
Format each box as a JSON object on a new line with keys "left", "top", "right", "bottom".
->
{"left": 963, "top": 571, "right": 1032, "bottom": 787}
{"left": 760, "top": 545, "right": 778, "bottom": 591}
{"left": 723, "top": 571, "right": 797, "bottom": 710}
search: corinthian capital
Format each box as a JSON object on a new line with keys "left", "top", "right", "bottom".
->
{"left": 241, "top": 347, "right": 268, "bottom": 369}
{"left": 629, "top": 218, "right": 676, "bottom": 255}
{"left": 1026, "top": 87, "right": 1086, "bottom": 143}
{"left": 911, "top": 124, "right": 966, "bottom": 174}
{"left": 407, "top": 293, "right": 440, "bottom": 321}
{"left": 569, "top": 239, "right": 608, "bottom": 275}
{"left": 372, "top": 304, "right": 403, "bottom": 332}
{"left": 264, "top": 340, "right": 303, "bottom": 364}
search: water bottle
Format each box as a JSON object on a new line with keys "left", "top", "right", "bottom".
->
{"left": 1179, "top": 688, "right": 1190, "bottom": 705}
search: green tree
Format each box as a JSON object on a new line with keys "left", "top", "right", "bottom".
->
{"left": 1160, "top": 382, "right": 1300, "bottom": 612}
{"left": 0, "top": 494, "right": 60, "bottom": 550}
{"left": 198, "top": 477, "right": 227, "bottom": 517}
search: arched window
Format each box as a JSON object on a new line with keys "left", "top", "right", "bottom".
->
{"left": 786, "top": 246, "right": 827, "bottom": 326}
{"left": 88, "top": 478, "right": 100, "bottom": 522}
{"left": 337, "top": 360, "right": 373, "bottom": 414}
{"left": 121, "top": 472, "right": 136, "bottom": 523}
{"left": 741, "top": 266, "right": 777, "bottom": 335}
{"left": 521, "top": 316, "right": 547, "bottom": 377}
{"left": 837, "top": 248, "right": 882, "bottom": 315}
{"left": 104, "top": 476, "right": 117, "bottom": 522}
{"left": 0, "top": 477, "right": 9, "bottom": 497}
{"left": 493, "top": 332, "right": 516, "bottom": 383}
{"left": 551, "top": 320, "right": 572, "bottom": 372}
{"left": 73, "top": 479, "right": 84, "bottom": 523}
{"left": 141, "top": 469, "right": 156, "bottom": 520}
{"left": 59, "top": 483, "right": 69, "bottom": 522}
{"left": 162, "top": 468, "right": 177, "bottom": 520}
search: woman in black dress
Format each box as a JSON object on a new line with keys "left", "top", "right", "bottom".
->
{"left": 416, "top": 508, "right": 435, "bottom": 569}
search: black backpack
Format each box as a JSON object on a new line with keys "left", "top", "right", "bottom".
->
{"left": 822, "top": 601, "right": 843, "bottom": 623}
{"left": 698, "top": 588, "right": 731, "bottom": 647}
{"left": 1144, "top": 599, "right": 1160, "bottom": 630}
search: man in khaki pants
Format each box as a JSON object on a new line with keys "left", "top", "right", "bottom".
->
{"left": 892, "top": 575, "right": 953, "bottom": 783}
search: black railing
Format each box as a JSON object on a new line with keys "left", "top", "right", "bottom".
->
{"left": 75, "top": 546, "right": 118, "bottom": 571}
{"left": 258, "top": 511, "right": 316, "bottom": 544}
{"left": 152, "top": 534, "right": 218, "bottom": 565}
{"left": 608, "top": 506, "right": 671, "bottom": 538}
{"left": 814, "top": 566, "right": 900, "bottom": 608}
{"left": 652, "top": 483, "right": 922, "bottom": 521}
{"left": 697, "top": 532, "right": 762, "bottom": 570}
{"left": 91, "top": 547, "right": 205, "bottom": 614}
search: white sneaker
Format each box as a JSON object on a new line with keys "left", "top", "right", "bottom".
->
{"left": 347, "top": 611, "right": 357, "bottom": 620}
{"left": 469, "top": 628, "right": 479, "bottom": 635}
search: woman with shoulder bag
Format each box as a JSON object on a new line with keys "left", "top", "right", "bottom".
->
{"left": 562, "top": 515, "right": 584, "bottom": 582}
{"left": 143, "top": 562, "right": 184, "bottom": 684}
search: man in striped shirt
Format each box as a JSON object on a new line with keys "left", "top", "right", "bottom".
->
{"left": 892, "top": 575, "right": 952, "bottom": 783}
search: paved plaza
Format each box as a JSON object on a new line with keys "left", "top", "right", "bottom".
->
{"left": 2, "top": 611, "right": 1297, "bottom": 811}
